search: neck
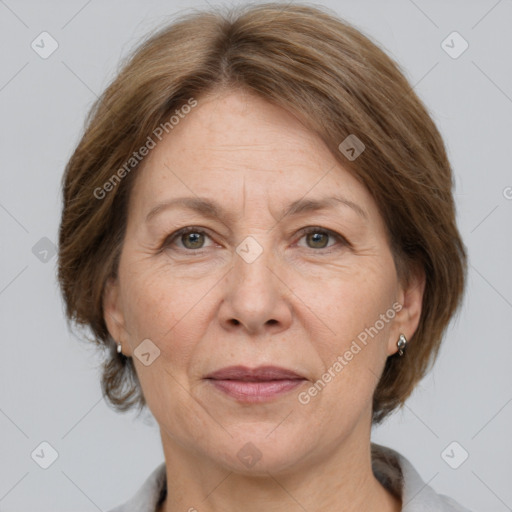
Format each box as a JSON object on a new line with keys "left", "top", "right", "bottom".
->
{"left": 157, "top": 428, "right": 402, "bottom": 512}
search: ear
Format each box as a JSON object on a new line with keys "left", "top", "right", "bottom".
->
{"left": 386, "top": 262, "right": 426, "bottom": 356}
{"left": 103, "top": 276, "right": 132, "bottom": 356}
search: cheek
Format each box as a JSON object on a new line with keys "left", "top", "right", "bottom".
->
{"left": 118, "top": 271, "right": 188, "bottom": 371}
{"left": 304, "top": 263, "right": 396, "bottom": 342}
{"left": 120, "top": 269, "right": 208, "bottom": 427}
{"left": 121, "top": 259, "right": 196, "bottom": 336}
{"left": 300, "top": 263, "right": 396, "bottom": 405}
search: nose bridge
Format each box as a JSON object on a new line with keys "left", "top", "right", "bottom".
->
{"left": 220, "top": 231, "right": 291, "bottom": 334}
{"left": 233, "top": 232, "right": 277, "bottom": 304}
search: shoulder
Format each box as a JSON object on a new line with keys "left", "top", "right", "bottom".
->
{"left": 371, "top": 442, "right": 475, "bottom": 512}
{"left": 107, "top": 462, "right": 167, "bottom": 512}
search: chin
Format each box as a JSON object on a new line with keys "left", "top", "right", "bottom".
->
{"left": 209, "top": 430, "right": 311, "bottom": 476}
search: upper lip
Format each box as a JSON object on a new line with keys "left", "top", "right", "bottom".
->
{"left": 205, "top": 365, "right": 305, "bottom": 381}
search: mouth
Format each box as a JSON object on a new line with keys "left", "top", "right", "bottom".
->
{"left": 204, "top": 365, "right": 307, "bottom": 402}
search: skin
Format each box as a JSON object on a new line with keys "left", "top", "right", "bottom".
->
{"left": 103, "top": 88, "right": 425, "bottom": 512}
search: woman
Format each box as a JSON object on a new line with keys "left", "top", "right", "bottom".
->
{"left": 58, "top": 3, "right": 471, "bottom": 511}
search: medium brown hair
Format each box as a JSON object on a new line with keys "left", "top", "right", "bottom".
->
{"left": 58, "top": 2, "right": 467, "bottom": 425}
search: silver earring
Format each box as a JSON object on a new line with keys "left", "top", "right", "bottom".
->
{"left": 397, "top": 334, "right": 407, "bottom": 356}
{"left": 117, "top": 342, "right": 122, "bottom": 354}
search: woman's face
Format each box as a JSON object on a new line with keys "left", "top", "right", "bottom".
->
{"left": 104, "top": 89, "right": 423, "bottom": 475}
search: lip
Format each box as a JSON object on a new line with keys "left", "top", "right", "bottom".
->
{"left": 205, "top": 365, "right": 304, "bottom": 381}
{"left": 205, "top": 365, "right": 306, "bottom": 402}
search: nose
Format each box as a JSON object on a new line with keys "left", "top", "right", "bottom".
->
{"left": 218, "top": 238, "right": 293, "bottom": 336}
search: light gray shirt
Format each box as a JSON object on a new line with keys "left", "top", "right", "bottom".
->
{"left": 108, "top": 443, "right": 474, "bottom": 512}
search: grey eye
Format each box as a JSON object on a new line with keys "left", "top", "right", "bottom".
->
{"left": 180, "top": 231, "right": 206, "bottom": 249}
{"left": 305, "top": 231, "right": 330, "bottom": 249}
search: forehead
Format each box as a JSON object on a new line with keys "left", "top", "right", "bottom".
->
{"left": 129, "top": 90, "right": 377, "bottom": 221}
{"left": 151, "top": 90, "right": 331, "bottom": 174}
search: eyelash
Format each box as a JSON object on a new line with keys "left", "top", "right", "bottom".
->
{"left": 160, "top": 226, "right": 350, "bottom": 254}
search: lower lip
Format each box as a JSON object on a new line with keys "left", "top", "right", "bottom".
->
{"left": 207, "top": 379, "right": 305, "bottom": 402}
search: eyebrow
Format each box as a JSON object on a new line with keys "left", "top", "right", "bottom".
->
{"left": 145, "top": 194, "right": 368, "bottom": 224}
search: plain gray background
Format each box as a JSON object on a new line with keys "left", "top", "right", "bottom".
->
{"left": 0, "top": 0, "right": 511, "bottom": 510}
